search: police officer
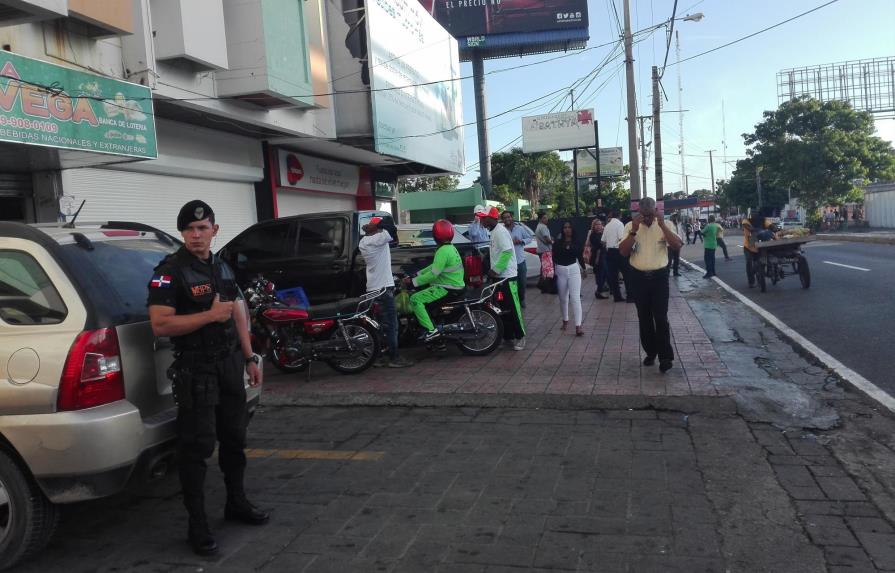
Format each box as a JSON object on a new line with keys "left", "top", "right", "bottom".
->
{"left": 148, "top": 200, "right": 268, "bottom": 556}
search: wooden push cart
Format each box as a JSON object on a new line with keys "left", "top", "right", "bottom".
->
{"left": 753, "top": 235, "right": 815, "bottom": 292}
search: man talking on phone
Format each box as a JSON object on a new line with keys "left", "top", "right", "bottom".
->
{"left": 148, "top": 200, "right": 268, "bottom": 556}
{"left": 619, "top": 198, "right": 683, "bottom": 373}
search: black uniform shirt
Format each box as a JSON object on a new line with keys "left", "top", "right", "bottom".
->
{"left": 552, "top": 238, "right": 585, "bottom": 267}
{"left": 147, "top": 246, "right": 240, "bottom": 352}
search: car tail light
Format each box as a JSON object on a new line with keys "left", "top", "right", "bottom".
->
{"left": 524, "top": 247, "right": 538, "bottom": 255}
{"left": 58, "top": 328, "right": 125, "bottom": 411}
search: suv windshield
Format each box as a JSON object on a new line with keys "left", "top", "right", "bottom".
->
{"left": 59, "top": 235, "right": 178, "bottom": 324}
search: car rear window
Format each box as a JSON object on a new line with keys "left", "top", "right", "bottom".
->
{"left": 58, "top": 235, "right": 177, "bottom": 324}
{"left": 0, "top": 250, "right": 68, "bottom": 325}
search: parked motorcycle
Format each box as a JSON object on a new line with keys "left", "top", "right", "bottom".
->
{"left": 394, "top": 277, "right": 506, "bottom": 356}
{"left": 244, "top": 277, "right": 382, "bottom": 374}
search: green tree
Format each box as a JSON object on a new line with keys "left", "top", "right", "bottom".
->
{"left": 734, "top": 97, "right": 895, "bottom": 212}
{"left": 397, "top": 175, "right": 459, "bottom": 193}
{"left": 489, "top": 148, "right": 571, "bottom": 212}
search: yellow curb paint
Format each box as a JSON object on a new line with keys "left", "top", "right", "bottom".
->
{"left": 244, "top": 448, "right": 385, "bottom": 461}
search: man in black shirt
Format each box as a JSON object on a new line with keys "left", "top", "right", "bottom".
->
{"left": 148, "top": 200, "right": 268, "bottom": 556}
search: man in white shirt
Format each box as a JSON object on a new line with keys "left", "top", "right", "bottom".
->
{"left": 602, "top": 209, "right": 631, "bottom": 302}
{"left": 478, "top": 206, "right": 526, "bottom": 350}
{"left": 466, "top": 205, "right": 491, "bottom": 244}
{"left": 358, "top": 217, "right": 411, "bottom": 368}
{"left": 501, "top": 210, "right": 534, "bottom": 309}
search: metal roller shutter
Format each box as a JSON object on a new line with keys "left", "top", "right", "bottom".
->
{"left": 61, "top": 168, "right": 257, "bottom": 246}
{"left": 276, "top": 190, "right": 355, "bottom": 218}
{"left": 0, "top": 173, "right": 31, "bottom": 197}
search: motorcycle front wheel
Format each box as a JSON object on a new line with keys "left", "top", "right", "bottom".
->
{"left": 456, "top": 308, "right": 503, "bottom": 356}
{"left": 327, "top": 321, "right": 380, "bottom": 374}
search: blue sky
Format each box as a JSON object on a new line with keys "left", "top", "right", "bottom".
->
{"left": 455, "top": 0, "right": 895, "bottom": 196}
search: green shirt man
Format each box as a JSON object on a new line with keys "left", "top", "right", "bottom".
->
{"left": 702, "top": 222, "right": 722, "bottom": 250}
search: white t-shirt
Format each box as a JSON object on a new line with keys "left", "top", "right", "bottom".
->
{"left": 603, "top": 218, "right": 625, "bottom": 249}
{"left": 359, "top": 231, "right": 394, "bottom": 291}
{"left": 489, "top": 223, "right": 518, "bottom": 278}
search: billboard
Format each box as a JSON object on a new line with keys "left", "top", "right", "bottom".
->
{"left": 0, "top": 51, "right": 156, "bottom": 159}
{"left": 575, "top": 147, "right": 624, "bottom": 177}
{"left": 367, "top": 0, "right": 465, "bottom": 174}
{"left": 522, "top": 109, "right": 595, "bottom": 153}
{"left": 419, "top": 0, "right": 588, "bottom": 40}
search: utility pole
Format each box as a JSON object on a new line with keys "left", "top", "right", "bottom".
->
{"left": 571, "top": 89, "right": 580, "bottom": 216}
{"left": 623, "top": 0, "right": 641, "bottom": 200}
{"left": 705, "top": 149, "right": 716, "bottom": 194}
{"left": 756, "top": 166, "right": 763, "bottom": 210}
{"left": 472, "top": 52, "right": 491, "bottom": 199}
{"left": 652, "top": 66, "right": 664, "bottom": 200}
{"left": 636, "top": 116, "right": 649, "bottom": 197}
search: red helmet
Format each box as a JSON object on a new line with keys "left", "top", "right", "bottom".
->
{"left": 432, "top": 219, "right": 454, "bottom": 244}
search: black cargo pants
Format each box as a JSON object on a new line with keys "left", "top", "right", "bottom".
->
{"left": 174, "top": 350, "right": 247, "bottom": 519}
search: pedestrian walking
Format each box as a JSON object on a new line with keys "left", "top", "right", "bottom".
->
{"left": 693, "top": 220, "right": 703, "bottom": 244}
{"left": 586, "top": 218, "right": 608, "bottom": 298}
{"left": 667, "top": 214, "right": 682, "bottom": 277}
{"left": 147, "top": 200, "right": 268, "bottom": 556}
{"left": 602, "top": 209, "right": 629, "bottom": 302}
{"left": 478, "top": 207, "right": 526, "bottom": 350}
{"left": 502, "top": 210, "right": 534, "bottom": 309}
{"left": 553, "top": 222, "right": 586, "bottom": 335}
{"left": 467, "top": 205, "right": 491, "bottom": 244}
{"left": 716, "top": 223, "right": 731, "bottom": 261}
{"left": 701, "top": 215, "right": 722, "bottom": 278}
{"left": 359, "top": 216, "right": 412, "bottom": 368}
{"left": 684, "top": 221, "right": 693, "bottom": 244}
{"left": 535, "top": 211, "right": 553, "bottom": 259}
{"left": 619, "top": 198, "right": 683, "bottom": 372}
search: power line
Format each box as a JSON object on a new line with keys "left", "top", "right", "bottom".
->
{"left": 666, "top": 0, "right": 843, "bottom": 68}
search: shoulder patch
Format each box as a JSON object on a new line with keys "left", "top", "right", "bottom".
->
{"left": 150, "top": 275, "right": 173, "bottom": 288}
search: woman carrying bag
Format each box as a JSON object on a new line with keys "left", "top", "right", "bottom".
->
{"left": 553, "top": 222, "right": 586, "bottom": 336}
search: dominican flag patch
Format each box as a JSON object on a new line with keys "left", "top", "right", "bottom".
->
{"left": 150, "top": 275, "right": 173, "bottom": 288}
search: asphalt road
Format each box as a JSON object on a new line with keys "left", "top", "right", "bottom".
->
{"left": 680, "top": 239, "right": 895, "bottom": 397}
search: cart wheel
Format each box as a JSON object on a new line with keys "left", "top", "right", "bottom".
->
{"left": 798, "top": 256, "right": 811, "bottom": 289}
{"left": 756, "top": 264, "right": 767, "bottom": 292}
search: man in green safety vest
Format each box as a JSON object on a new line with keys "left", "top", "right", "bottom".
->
{"left": 405, "top": 219, "right": 465, "bottom": 342}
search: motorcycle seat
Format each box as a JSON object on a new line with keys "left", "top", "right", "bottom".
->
{"left": 308, "top": 298, "right": 361, "bottom": 319}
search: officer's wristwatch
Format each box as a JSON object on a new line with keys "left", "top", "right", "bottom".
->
{"left": 245, "top": 354, "right": 261, "bottom": 366}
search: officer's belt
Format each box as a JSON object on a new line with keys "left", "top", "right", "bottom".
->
{"left": 174, "top": 344, "right": 239, "bottom": 361}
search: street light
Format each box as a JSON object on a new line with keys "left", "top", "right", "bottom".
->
{"left": 682, "top": 12, "right": 705, "bottom": 22}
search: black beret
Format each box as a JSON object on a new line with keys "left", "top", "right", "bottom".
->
{"left": 177, "top": 200, "right": 215, "bottom": 231}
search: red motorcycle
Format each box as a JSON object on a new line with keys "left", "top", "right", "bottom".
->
{"left": 244, "top": 277, "right": 382, "bottom": 375}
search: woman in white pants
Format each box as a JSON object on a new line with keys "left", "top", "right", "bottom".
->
{"left": 552, "top": 221, "right": 587, "bottom": 336}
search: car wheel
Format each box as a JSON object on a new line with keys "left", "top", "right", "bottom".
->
{"left": 0, "top": 449, "right": 59, "bottom": 571}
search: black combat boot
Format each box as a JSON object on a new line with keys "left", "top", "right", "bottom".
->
{"left": 188, "top": 515, "right": 218, "bottom": 556}
{"left": 225, "top": 494, "right": 270, "bottom": 525}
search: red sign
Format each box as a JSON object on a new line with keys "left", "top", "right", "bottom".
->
{"left": 285, "top": 153, "right": 304, "bottom": 185}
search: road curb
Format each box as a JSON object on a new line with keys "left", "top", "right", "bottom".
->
{"left": 259, "top": 390, "right": 739, "bottom": 414}
{"left": 680, "top": 259, "right": 895, "bottom": 415}
{"left": 815, "top": 233, "right": 895, "bottom": 245}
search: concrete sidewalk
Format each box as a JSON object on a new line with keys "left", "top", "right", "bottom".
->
{"left": 262, "top": 274, "right": 732, "bottom": 410}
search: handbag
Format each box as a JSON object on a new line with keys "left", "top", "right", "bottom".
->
{"left": 540, "top": 250, "right": 555, "bottom": 279}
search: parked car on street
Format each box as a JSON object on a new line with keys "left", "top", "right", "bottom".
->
{"left": 219, "top": 211, "right": 485, "bottom": 303}
{"left": 395, "top": 224, "right": 472, "bottom": 247}
{"left": 0, "top": 221, "right": 262, "bottom": 571}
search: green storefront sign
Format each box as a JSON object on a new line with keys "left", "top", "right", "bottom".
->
{"left": 0, "top": 51, "right": 157, "bottom": 159}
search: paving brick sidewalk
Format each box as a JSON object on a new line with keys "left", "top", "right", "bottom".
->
{"left": 263, "top": 278, "right": 732, "bottom": 403}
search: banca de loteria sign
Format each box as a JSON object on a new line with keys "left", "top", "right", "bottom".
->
{"left": 0, "top": 51, "right": 157, "bottom": 159}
